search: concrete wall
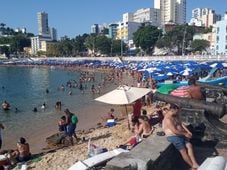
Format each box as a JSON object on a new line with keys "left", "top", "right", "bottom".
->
{"left": 105, "top": 134, "right": 187, "bottom": 170}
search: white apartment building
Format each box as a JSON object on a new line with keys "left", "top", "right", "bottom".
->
{"left": 154, "top": 0, "right": 186, "bottom": 25}
{"left": 31, "top": 36, "right": 41, "bottom": 54}
{"left": 190, "top": 8, "right": 221, "bottom": 27}
{"left": 31, "top": 36, "right": 53, "bottom": 55}
{"left": 123, "top": 8, "right": 161, "bottom": 27}
{"left": 215, "top": 13, "right": 227, "bottom": 55}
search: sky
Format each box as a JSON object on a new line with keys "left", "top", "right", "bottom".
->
{"left": 0, "top": 0, "right": 226, "bottom": 38}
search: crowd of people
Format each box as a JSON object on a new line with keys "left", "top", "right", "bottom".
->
{"left": 0, "top": 63, "right": 209, "bottom": 170}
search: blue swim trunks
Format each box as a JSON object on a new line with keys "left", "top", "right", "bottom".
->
{"left": 66, "top": 124, "right": 76, "bottom": 136}
{"left": 167, "top": 136, "right": 189, "bottom": 150}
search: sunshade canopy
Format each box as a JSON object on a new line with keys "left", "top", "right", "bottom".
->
{"left": 95, "top": 85, "right": 152, "bottom": 105}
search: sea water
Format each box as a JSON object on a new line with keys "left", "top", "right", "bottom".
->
{"left": 0, "top": 66, "right": 118, "bottom": 153}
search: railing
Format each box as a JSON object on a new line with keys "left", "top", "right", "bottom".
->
{"left": 30, "top": 55, "right": 227, "bottom": 62}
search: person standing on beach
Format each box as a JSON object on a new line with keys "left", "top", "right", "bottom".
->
{"left": 0, "top": 123, "right": 4, "bottom": 149}
{"left": 162, "top": 105, "right": 199, "bottom": 170}
{"left": 132, "top": 99, "right": 142, "bottom": 119}
{"left": 64, "top": 109, "right": 78, "bottom": 145}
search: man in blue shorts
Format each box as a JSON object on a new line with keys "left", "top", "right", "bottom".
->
{"left": 162, "top": 105, "right": 199, "bottom": 170}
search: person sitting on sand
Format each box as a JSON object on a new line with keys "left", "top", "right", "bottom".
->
{"left": 118, "top": 134, "right": 141, "bottom": 150}
{"left": 137, "top": 116, "right": 154, "bottom": 138}
{"left": 130, "top": 118, "right": 140, "bottom": 133}
{"left": 2, "top": 101, "right": 10, "bottom": 111}
{"left": 11, "top": 137, "right": 31, "bottom": 162}
{"left": 101, "top": 108, "right": 116, "bottom": 122}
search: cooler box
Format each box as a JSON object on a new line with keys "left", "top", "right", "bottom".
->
{"left": 106, "top": 119, "right": 116, "bottom": 127}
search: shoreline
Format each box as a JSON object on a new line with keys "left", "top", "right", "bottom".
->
{"left": 1, "top": 64, "right": 135, "bottom": 155}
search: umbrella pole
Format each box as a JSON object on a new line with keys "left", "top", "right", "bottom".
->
{"left": 125, "top": 105, "right": 130, "bottom": 130}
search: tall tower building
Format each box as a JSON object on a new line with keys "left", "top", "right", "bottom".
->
{"left": 91, "top": 24, "right": 99, "bottom": 34}
{"left": 190, "top": 8, "right": 222, "bottom": 27}
{"left": 154, "top": 0, "right": 186, "bottom": 25}
{"left": 37, "top": 12, "right": 50, "bottom": 36}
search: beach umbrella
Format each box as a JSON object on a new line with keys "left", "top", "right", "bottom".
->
{"left": 166, "top": 72, "right": 173, "bottom": 76}
{"left": 210, "top": 62, "right": 225, "bottom": 69}
{"left": 95, "top": 85, "right": 152, "bottom": 129}
{"left": 95, "top": 85, "right": 151, "bottom": 105}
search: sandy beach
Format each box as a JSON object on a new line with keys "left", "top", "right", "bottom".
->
{"left": 16, "top": 119, "right": 135, "bottom": 170}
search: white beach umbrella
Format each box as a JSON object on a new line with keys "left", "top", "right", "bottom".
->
{"left": 95, "top": 85, "right": 151, "bottom": 105}
{"left": 95, "top": 85, "right": 151, "bottom": 129}
{"left": 166, "top": 72, "right": 173, "bottom": 76}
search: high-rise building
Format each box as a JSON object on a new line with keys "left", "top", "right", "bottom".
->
{"left": 190, "top": 8, "right": 221, "bottom": 27}
{"left": 109, "top": 23, "right": 119, "bottom": 39}
{"left": 122, "top": 8, "right": 161, "bottom": 27}
{"left": 91, "top": 24, "right": 99, "bottom": 34}
{"left": 31, "top": 12, "right": 58, "bottom": 55}
{"left": 215, "top": 12, "right": 227, "bottom": 55}
{"left": 50, "top": 27, "right": 57, "bottom": 41}
{"left": 37, "top": 12, "right": 50, "bottom": 37}
{"left": 154, "top": 0, "right": 186, "bottom": 25}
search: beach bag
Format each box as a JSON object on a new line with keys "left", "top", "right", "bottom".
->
{"left": 71, "top": 115, "right": 78, "bottom": 124}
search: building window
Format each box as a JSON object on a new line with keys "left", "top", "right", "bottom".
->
{"left": 217, "top": 27, "right": 220, "bottom": 34}
{"left": 216, "top": 46, "right": 219, "bottom": 50}
{"left": 216, "top": 36, "right": 219, "bottom": 42}
{"left": 226, "top": 45, "right": 227, "bottom": 50}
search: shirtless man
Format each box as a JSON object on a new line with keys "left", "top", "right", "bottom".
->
{"left": 12, "top": 137, "right": 31, "bottom": 162}
{"left": 187, "top": 77, "right": 202, "bottom": 100}
{"left": 137, "top": 116, "right": 153, "bottom": 138}
{"left": 162, "top": 105, "right": 199, "bottom": 170}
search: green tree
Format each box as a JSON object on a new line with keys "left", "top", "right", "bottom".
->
{"left": 85, "top": 34, "right": 97, "bottom": 54}
{"left": 0, "top": 46, "right": 10, "bottom": 58}
{"left": 111, "top": 39, "right": 127, "bottom": 56}
{"left": 133, "top": 25, "right": 162, "bottom": 54}
{"left": 95, "top": 35, "right": 111, "bottom": 55}
{"left": 46, "top": 43, "right": 60, "bottom": 57}
{"left": 191, "top": 39, "right": 210, "bottom": 53}
{"left": 158, "top": 25, "right": 195, "bottom": 55}
{"left": 10, "top": 35, "right": 31, "bottom": 53}
{"left": 58, "top": 39, "right": 73, "bottom": 56}
{"left": 72, "top": 34, "right": 88, "bottom": 55}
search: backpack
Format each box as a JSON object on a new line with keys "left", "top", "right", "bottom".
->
{"left": 71, "top": 114, "right": 78, "bottom": 124}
